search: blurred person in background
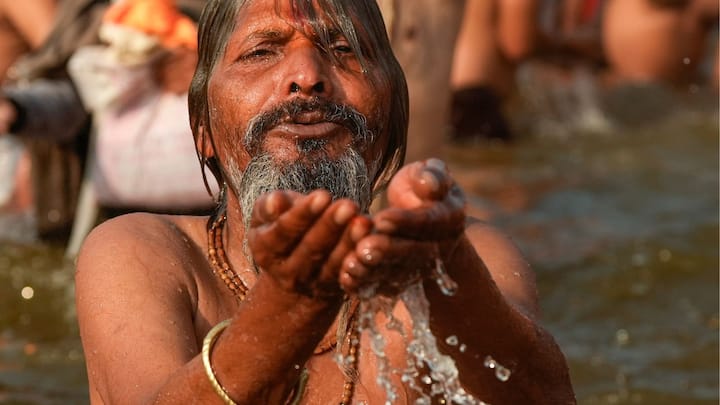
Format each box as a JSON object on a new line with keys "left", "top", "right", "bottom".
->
{"left": 377, "top": 0, "right": 466, "bottom": 163}
{"left": 0, "top": 0, "right": 111, "bottom": 241}
{"left": 450, "top": 0, "right": 538, "bottom": 141}
{"left": 449, "top": 0, "right": 718, "bottom": 142}
{"left": 0, "top": 0, "right": 57, "bottom": 216}
{"left": 602, "top": 0, "right": 719, "bottom": 87}
{"left": 0, "top": 0, "right": 210, "bottom": 244}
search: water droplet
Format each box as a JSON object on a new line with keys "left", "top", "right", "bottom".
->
{"left": 631, "top": 252, "right": 647, "bottom": 267}
{"left": 433, "top": 257, "right": 457, "bottom": 296}
{"left": 445, "top": 335, "right": 459, "bottom": 346}
{"left": 293, "top": 364, "right": 300, "bottom": 370}
{"left": 615, "top": 329, "right": 630, "bottom": 346}
{"left": 459, "top": 344, "right": 467, "bottom": 353}
{"left": 658, "top": 249, "right": 672, "bottom": 262}
{"left": 683, "top": 57, "right": 691, "bottom": 65}
{"left": 359, "top": 280, "right": 482, "bottom": 404}
{"left": 20, "top": 286, "right": 34, "bottom": 300}
{"left": 484, "top": 355, "right": 511, "bottom": 382}
{"left": 495, "top": 367, "right": 511, "bottom": 382}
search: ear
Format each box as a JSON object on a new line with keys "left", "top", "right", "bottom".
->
{"left": 196, "top": 125, "right": 216, "bottom": 160}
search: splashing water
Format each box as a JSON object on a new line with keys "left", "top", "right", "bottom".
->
{"left": 483, "top": 356, "right": 512, "bottom": 382}
{"left": 340, "top": 264, "right": 490, "bottom": 405}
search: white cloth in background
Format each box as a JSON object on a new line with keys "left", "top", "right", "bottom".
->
{"left": 68, "top": 45, "right": 215, "bottom": 209}
{"left": 0, "top": 135, "right": 23, "bottom": 206}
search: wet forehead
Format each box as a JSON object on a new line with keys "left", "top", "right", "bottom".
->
{"left": 234, "top": 0, "right": 337, "bottom": 41}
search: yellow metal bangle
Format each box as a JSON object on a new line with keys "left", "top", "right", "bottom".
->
{"left": 202, "top": 319, "right": 237, "bottom": 405}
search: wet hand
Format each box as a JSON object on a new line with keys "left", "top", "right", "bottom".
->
{"left": 339, "top": 158, "right": 467, "bottom": 295}
{"left": 247, "top": 189, "right": 373, "bottom": 300}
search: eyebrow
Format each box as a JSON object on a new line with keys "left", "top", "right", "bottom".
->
{"left": 326, "top": 28, "right": 345, "bottom": 40}
{"left": 245, "top": 29, "right": 289, "bottom": 42}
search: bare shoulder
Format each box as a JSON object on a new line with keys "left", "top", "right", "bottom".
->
{"left": 464, "top": 217, "right": 539, "bottom": 317}
{"left": 75, "top": 213, "right": 210, "bottom": 403}
{"left": 76, "top": 212, "right": 207, "bottom": 289}
{"left": 75, "top": 212, "right": 215, "bottom": 326}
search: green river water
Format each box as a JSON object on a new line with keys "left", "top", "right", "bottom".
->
{"left": 0, "top": 83, "right": 717, "bottom": 404}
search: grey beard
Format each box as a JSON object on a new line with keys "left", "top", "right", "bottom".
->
{"left": 228, "top": 148, "right": 372, "bottom": 237}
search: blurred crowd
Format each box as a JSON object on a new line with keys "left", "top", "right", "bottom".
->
{"left": 0, "top": 0, "right": 717, "bottom": 250}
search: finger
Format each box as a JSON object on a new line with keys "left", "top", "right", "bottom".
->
{"left": 372, "top": 197, "right": 466, "bottom": 239}
{"left": 249, "top": 190, "right": 331, "bottom": 262}
{"left": 413, "top": 158, "right": 453, "bottom": 201}
{"left": 355, "top": 234, "right": 434, "bottom": 269}
{"left": 342, "top": 234, "right": 432, "bottom": 294}
{"left": 283, "top": 199, "right": 360, "bottom": 278}
{"left": 323, "top": 215, "right": 372, "bottom": 274}
{"left": 386, "top": 159, "right": 454, "bottom": 207}
{"left": 250, "top": 190, "right": 296, "bottom": 227}
{"left": 339, "top": 253, "right": 368, "bottom": 293}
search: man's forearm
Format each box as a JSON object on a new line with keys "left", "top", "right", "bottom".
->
{"left": 152, "top": 274, "right": 343, "bottom": 404}
{"left": 423, "top": 235, "right": 574, "bottom": 404}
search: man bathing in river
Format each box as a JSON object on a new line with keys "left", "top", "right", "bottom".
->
{"left": 75, "top": 0, "right": 575, "bottom": 403}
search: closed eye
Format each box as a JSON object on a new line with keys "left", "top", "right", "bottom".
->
{"left": 332, "top": 43, "right": 353, "bottom": 55}
{"left": 240, "top": 47, "right": 275, "bottom": 61}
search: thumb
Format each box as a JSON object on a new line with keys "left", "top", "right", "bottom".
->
{"left": 387, "top": 158, "right": 451, "bottom": 208}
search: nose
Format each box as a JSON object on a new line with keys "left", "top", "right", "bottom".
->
{"left": 281, "top": 44, "right": 333, "bottom": 98}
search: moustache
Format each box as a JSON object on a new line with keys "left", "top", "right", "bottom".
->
{"left": 243, "top": 97, "right": 374, "bottom": 152}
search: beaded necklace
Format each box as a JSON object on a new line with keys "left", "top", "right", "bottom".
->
{"left": 207, "top": 213, "right": 360, "bottom": 405}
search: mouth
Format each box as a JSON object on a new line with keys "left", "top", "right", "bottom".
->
{"left": 272, "top": 111, "right": 344, "bottom": 138}
{"left": 274, "top": 121, "right": 344, "bottom": 138}
{"left": 243, "top": 99, "right": 371, "bottom": 155}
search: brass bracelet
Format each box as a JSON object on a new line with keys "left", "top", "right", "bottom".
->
{"left": 202, "top": 319, "right": 237, "bottom": 405}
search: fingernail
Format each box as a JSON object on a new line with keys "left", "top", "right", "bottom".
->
{"left": 361, "top": 248, "right": 380, "bottom": 264}
{"left": 349, "top": 217, "right": 372, "bottom": 242}
{"left": 426, "top": 158, "right": 446, "bottom": 171}
{"left": 309, "top": 192, "right": 330, "bottom": 214}
{"left": 265, "top": 192, "right": 282, "bottom": 216}
{"left": 420, "top": 170, "right": 440, "bottom": 194}
{"left": 333, "top": 203, "right": 355, "bottom": 225}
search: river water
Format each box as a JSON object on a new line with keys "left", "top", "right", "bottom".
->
{"left": 0, "top": 82, "right": 717, "bottom": 404}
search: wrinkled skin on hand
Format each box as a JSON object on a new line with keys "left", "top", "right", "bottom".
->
{"left": 247, "top": 189, "right": 373, "bottom": 300}
{"left": 246, "top": 159, "right": 465, "bottom": 299}
{"left": 340, "top": 158, "right": 467, "bottom": 296}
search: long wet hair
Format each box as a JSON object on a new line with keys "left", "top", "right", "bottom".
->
{"left": 188, "top": 0, "right": 408, "bottom": 201}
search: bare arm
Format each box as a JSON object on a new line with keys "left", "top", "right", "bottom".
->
{"left": 497, "top": 0, "right": 539, "bottom": 62}
{"left": 341, "top": 159, "right": 575, "bottom": 404}
{"left": 0, "top": 0, "right": 57, "bottom": 49}
{"left": 76, "top": 191, "right": 365, "bottom": 404}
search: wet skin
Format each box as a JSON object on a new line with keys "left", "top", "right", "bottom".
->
{"left": 203, "top": 0, "right": 389, "bottom": 173}
{"left": 75, "top": 0, "right": 576, "bottom": 404}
